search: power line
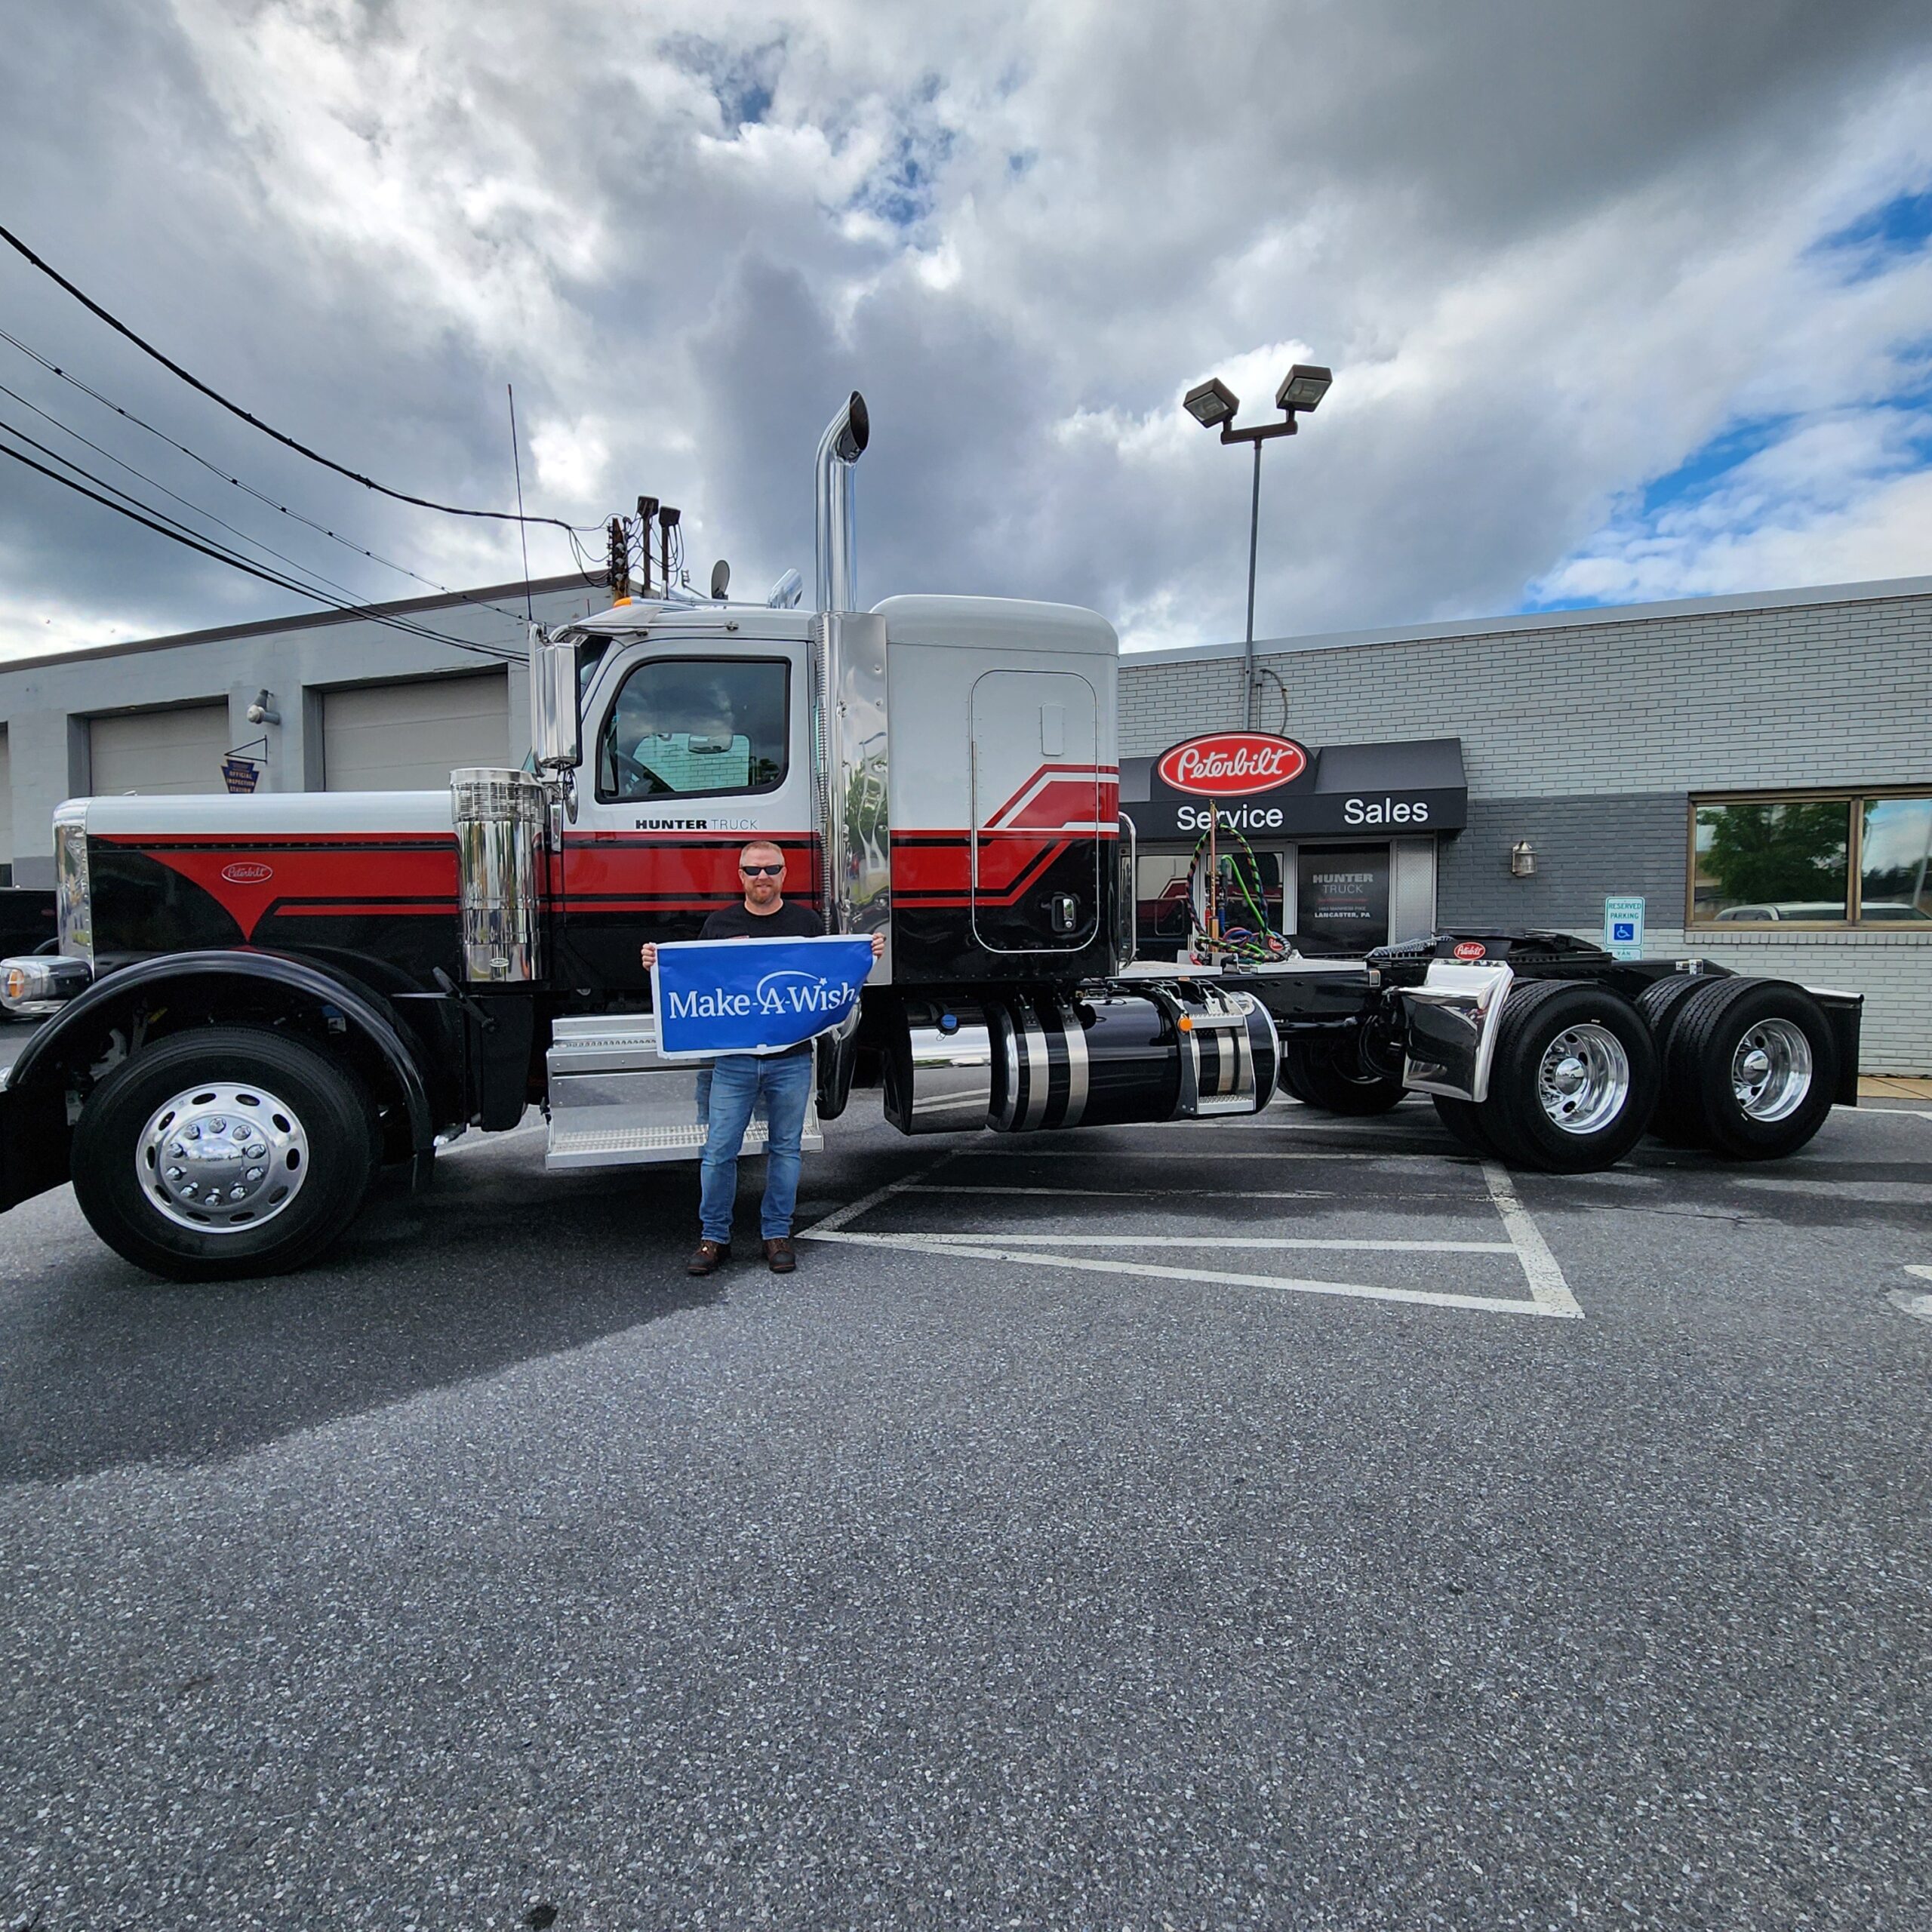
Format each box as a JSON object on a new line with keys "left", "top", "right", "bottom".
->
{"left": 0, "top": 434, "right": 524, "bottom": 661}
{"left": 0, "top": 380, "right": 443, "bottom": 621}
{"left": 0, "top": 325, "right": 540, "bottom": 623}
{"left": 0, "top": 221, "right": 603, "bottom": 536}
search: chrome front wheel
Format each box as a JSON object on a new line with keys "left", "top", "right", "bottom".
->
{"left": 137, "top": 1082, "right": 310, "bottom": 1232}
{"left": 72, "top": 1026, "right": 377, "bottom": 1281}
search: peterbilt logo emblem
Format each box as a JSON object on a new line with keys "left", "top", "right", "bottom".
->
{"left": 1453, "top": 940, "right": 1487, "bottom": 960}
{"left": 220, "top": 862, "right": 274, "bottom": 884}
{"left": 1156, "top": 733, "right": 1307, "bottom": 796}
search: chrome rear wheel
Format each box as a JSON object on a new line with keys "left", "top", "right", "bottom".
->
{"left": 1535, "top": 1023, "right": 1631, "bottom": 1136}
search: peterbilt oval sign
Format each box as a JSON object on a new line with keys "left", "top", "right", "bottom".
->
{"left": 1155, "top": 733, "right": 1308, "bottom": 796}
{"left": 220, "top": 861, "right": 274, "bottom": 884}
{"left": 1453, "top": 940, "right": 1487, "bottom": 960}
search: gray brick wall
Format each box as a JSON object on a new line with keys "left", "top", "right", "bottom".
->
{"left": 1438, "top": 792, "right": 1688, "bottom": 928}
{"left": 1120, "top": 581, "right": 1932, "bottom": 1071}
{"left": 1120, "top": 587, "right": 1932, "bottom": 798}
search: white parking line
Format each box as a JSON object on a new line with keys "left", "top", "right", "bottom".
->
{"left": 924, "top": 1183, "right": 1337, "bottom": 1201}
{"left": 797, "top": 1144, "right": 1581, "bottom": 1320}
{"left": 1480, "top": 1162, "right": 1584, "bottom": 1318}
{"left": 803, "top": 1230, "right": 1555, "bottom": 1316}
{"left": 913, "top": 1234, "right": 1515, "bottom": 1253}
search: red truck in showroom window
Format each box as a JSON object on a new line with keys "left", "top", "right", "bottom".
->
{"left": 0, "top": 395, "right": 1861, "bottom": 1281}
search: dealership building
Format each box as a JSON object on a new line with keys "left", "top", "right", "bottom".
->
{"left": 0, "top": 568, "right": 1926, "bottom": 1069}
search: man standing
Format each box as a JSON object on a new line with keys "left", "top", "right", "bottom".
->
{"left": 640, "top": 840, "right": 883, "bottom": 1277}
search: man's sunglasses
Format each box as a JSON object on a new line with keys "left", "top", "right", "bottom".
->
{"left": 740, "top": 863, "right": 785, "bottom": 877}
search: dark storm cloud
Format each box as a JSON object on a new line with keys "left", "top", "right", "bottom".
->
{"left": 2, "top": 0, "right": 1930, "bottom": 657}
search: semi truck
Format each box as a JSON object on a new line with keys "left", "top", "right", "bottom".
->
{"left": 0, "top": 395, "right": 1860, "bottom": 1281}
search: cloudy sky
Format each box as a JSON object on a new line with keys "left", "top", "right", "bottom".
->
{"left": 3, "top": 0, "right": 1930, "bottom": 662}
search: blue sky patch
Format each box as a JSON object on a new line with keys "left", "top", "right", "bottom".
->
{"left": 1811, "top": 187, "right": 1932, "bottom": 279}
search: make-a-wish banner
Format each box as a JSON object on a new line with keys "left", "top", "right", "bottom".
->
{"left": 650, "top": 933, "right": 876, "bottom": 1061}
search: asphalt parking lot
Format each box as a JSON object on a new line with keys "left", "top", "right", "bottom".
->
{"left": 3, "top": 1081, "right": 1929, "bottom": 1931}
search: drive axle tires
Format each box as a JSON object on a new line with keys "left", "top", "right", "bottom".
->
{"left": 1473, "top": 980, "right": 1660, "bottom": 1174}
{"left": 1278, "top": 1039, "right": 1407, "bottom": 1115}
{"left": 1657, "top": 979, "right": 1838, "bottom": 1161}
{"left": 1636, "top": 974, "right": 1715, "bottom": 1147}
{"left": 72, "top": 1026, "right": 379, "bottom": 1281}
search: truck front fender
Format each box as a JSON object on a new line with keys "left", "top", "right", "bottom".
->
{"left": 1, "top": 951, "right": 437, "bottom": 1213}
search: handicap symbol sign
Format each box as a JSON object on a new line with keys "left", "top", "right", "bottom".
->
{"left": 1603, "top": 896, "right": 1645, "bottom": 961}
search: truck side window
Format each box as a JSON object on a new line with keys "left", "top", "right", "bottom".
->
{"left": 596, "top": 657, "right": 789, "bottom": 801}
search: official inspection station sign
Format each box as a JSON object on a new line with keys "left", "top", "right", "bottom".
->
{"left": 650, "top": 933, "right": 877, "bottom": 1061}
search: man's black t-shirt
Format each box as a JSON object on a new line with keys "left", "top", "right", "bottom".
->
{"left": 695, "top": 899, "right": 825, "bottom": 1056}
{"left": 697, "top": 900, "right": 823, "bottom": 942}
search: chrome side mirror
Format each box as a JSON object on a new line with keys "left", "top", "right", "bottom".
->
{"left": 530, "top": 626, "right": 581, "bottom": 771}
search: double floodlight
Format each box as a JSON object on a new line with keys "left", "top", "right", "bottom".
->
{"left": 1185, "top": 363, "right": 1334, "bottom": 437}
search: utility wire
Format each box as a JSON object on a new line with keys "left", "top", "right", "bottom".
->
{"left": 0, "top": 222, "right": 601, "bottom": 535}
{"left": 0, "top": 380, "right": 440, "bottom": 621}
{"left": 0, "top": 325, "right": 539, "bottom": 623}
{"left": 1, "top": 435, "right": 523, "bottom": 661}
{"left": 0, "top": 411, "right": 508, "bottom": 657}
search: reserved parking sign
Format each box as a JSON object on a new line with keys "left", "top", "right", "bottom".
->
{"left": 1603, "top": 895, "right": 1645, "bottom": 961}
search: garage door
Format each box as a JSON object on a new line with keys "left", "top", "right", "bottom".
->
{"left": 323, "top": 672, "right": 510, "bottom": 792}
{"left": 89, "top": 703, "right": 231, "bottom": 797}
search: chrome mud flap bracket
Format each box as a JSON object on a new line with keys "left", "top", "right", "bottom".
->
{"left": 1399, "top": 962, "right": 1515, "bottom": 1103}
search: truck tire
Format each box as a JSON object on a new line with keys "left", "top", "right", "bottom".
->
{"left": 1277, "top": 1039, "right": 1407, "bottom": 1115}
{"left": 72, "top": 1026, "right": 379, "bottom": 1282}
{"left": 1663, "top": 979, "right": 1838, "bottom": 1161}
{"left": 1431, "top": 1094, "right": 1501, "bottom": 1158}
{"left": 1482, "top": 980, "right": 1660, "bottom": 1174}
{"left": 1634, "top": 974, "right": 1714, "bottom": 1146}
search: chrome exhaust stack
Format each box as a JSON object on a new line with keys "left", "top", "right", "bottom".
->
{"left": 814, "top": 391, "right": 869, "bottom": 615}
{"left": 808, "top": 393, "right": 891, "bottom": 979}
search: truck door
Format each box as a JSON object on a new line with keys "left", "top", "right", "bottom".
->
{"left": 557, "top": 638, "right": 814, "bottom": 989}
{"left": 970, "top": 669, "right": 1102, "bottom": 952}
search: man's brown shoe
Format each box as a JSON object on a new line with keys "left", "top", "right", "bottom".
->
{"left": 688, "top": 1239, "right": 731, "bottom": 1276}
{"left": 764, "top": 1238, "right": 797, "bottom": 1274}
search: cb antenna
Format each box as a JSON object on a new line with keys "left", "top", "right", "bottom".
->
{"left": 636, "top": 497, "right": 659, "bottom": 597}
{"left": 506, "top": 383, "right": 533, "bottom": 622}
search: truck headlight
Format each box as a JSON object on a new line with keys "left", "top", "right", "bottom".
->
{"left": 54, "top": 803, "right": 93, "bottom": 963}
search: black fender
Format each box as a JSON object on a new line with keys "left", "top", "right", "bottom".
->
{"left": 2, "top": 950, "right": 438, "bottom": 1213}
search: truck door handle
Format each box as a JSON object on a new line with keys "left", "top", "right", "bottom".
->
{"left": 1049, "top": 893, "right": 1079, "bottom": 934}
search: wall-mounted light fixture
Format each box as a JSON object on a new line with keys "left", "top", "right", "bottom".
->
{"left": 1509, "top": 839, "right": 1537, "bottom": 878}
{"left": 245, "top": 689, "right": 281, "bottom": 726}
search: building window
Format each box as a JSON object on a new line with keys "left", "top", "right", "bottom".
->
{"left": 1690, "top": 792, "right": 1932, "bottom": 927}
{"left": 596, "top": 657, "right": 789, "bottom": 801}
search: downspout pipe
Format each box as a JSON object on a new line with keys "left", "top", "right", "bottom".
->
{"left": 814, "top": 391, "right": 869, "bottom": 614}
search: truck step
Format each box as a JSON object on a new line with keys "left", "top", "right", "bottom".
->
{"left": 544, "top": 1015, "right": 823, "bottom": 1171}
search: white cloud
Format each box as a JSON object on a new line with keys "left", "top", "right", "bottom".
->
{"left": 0, "top": 0, "right": 1930, "bottom": 663}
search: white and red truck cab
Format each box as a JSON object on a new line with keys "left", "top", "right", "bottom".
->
{"left": 0, "top": 395, "right": 1861, "bottom": 1279}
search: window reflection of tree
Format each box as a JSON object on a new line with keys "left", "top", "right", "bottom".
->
{"left": 1695, "top": 802, "right": 1849, "bottom": 915}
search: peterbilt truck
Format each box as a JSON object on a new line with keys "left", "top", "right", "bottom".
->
{"left": 0, "top": 395, "right": 1860, "bottom": 1281}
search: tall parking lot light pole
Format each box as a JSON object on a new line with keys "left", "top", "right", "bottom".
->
{"left": 1183, "top": 364, "right": 1332, "bottom": 729}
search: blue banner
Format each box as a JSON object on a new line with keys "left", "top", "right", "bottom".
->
{"left": 650, "top": 933, "right": 877, "bottom": 1061}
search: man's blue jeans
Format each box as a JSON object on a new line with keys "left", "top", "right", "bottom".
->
{"left": 697, "top": 1051, "right": 815, "bottom": 1243}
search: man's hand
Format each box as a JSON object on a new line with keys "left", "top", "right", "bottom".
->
{"left": 638, "top": 943, "right": 657, "bottom": 970}
{"left": 869, "top": 931, "right": 886, "bottom": 959}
